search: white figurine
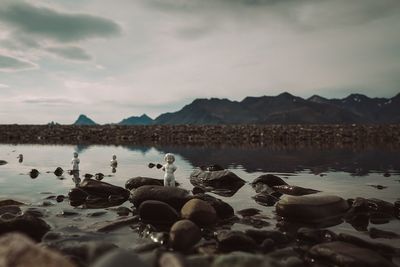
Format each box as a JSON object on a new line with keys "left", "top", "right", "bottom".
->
{"left": 71, "top": 152, "right": 80, "bottom": 171}
{"left": 162, "top": 153, "right": 177, "bottom": 187}
{"left": 110, "top": 154, "right": 118, "bottom": 168}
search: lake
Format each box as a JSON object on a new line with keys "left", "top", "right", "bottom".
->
{"left": 0, "top": 144, "right": 399, "bottom": 249}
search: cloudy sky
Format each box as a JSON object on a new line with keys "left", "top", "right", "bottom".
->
{"left": 0, "top": 0, "right": 399, "bottom": 124}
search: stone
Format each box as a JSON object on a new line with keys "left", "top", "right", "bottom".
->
{"left": 189, "top": 169, "right": 245, "bottom": 197}
{"left": 130, "top": 185, "right": 191, "bottom": 210}
{"left": 216, "top": 231, "right": 257, "bottom": 253}
{"left": 159, "top": 252, "right": 187, "bottom": 267}
{"left": 0, "top": 233, "right": 76, "bottom": 267}
{"left": 237, "top": 208, "right": 261, "bottom": 217}
{"left": 211, "top": 252, "right": 266, "bottom": 267}
{"left": 0, "top": 199, "right": 25, "bottom": 207}
{"left": 169, "top": 220, "right": 202, "bottom": 251}
{"left": 125, "top": 177, "right": 164, "bottom": 190}
{"left": 308, "top": 241, "right": 396, "bottom": 267}
{"left": 30, "top": 169, "right": 40, "bottom": 179}
{"left": 0, "top": 213, "right": 50, "bottom": 241}
{"left": 0, "top": 160, "right": 7, "bottom": 165}
{"left": 367, "top": 198, "right": 396, "bottom": 216}
{"left": 181, "top": 199, "right": 217, "bottom": 226}
{"left": 192, "top": 194, "right": 234, "bottom": 220}
{"left": 244, "top": 229, "right": 290, "bottom": 246}
{"left": 186, "top": 255, "right": 213, "bottom": 267}
{"left": 369, "top": 227, "right": 399, "bottom": 239}
{"left": 296, "top": 227, "right": 337, "bottom": 245}
{"left": 251, "top": 174, "right": 288, "bottom": 193}
{"left": 54, "top": 167, "right": 64, "bottom": 176}
{"left": 139, "top": 200, "right": 179, "bottom": 225}
{"left": 92, "top": 249, "right": 150, "bottom": 267}
{"left": 252, "top": 192, "right": 279, "bottom": 206}
{"left": 276, "top": 195, "right": 349, "bottom": 223}
{"left": 0, "top": 205, "right": 22, "bottom": 216}
{"left": 273, "top": 185, "right": 320, "bottom": 196}
{"left": 88, "top": 216, "right": 140, "bottom": 232}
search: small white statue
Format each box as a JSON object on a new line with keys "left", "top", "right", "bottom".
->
{"left": 71, "top": 152, "right": 80, "bottom": 171}
{"left": 162, "top": 153, "right": 177, "bottom": 187}
{"left": 110, "top": 154, "right": 118, "bottom": 168}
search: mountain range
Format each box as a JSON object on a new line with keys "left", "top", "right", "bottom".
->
{"left": 73, "top": 92, "right": 400, "bottom": 125}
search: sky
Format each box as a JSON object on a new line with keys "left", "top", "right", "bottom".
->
{"left": 0, "top": 0, "right": 399, "bottom": 124}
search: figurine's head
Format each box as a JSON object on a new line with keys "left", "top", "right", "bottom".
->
{"left": 164, "top": 153, "right": 175, "bottom": 164}
{"left": 73, "top": 152, "right": 78, "bottom": 158}
{"left": 112, "top": 155, "right": 117, "bottom": 160}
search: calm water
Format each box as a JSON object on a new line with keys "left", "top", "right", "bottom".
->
{"left": 0, "top": 144, "right": 399, "bottom": 248}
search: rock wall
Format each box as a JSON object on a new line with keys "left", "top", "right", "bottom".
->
{"left": 0, "top": 124, "right": 399, "bottom": 146}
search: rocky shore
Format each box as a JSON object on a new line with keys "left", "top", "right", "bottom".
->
{"left": 0, "top": 124, "right": 399, "bottom": 146}
{"left": 0, "top": 167, "right": 399, "bottom": 267}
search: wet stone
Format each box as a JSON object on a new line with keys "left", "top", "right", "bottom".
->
{"left": 251, "top": 174, "right": 288, "bottom": 193}
{"left": 244, "top": 229, "right": 290, "bottom": 246}
{"left": 29, "top": 169, "right": 40, "bottom": 179}
{"left": 169, "top": 220, "right": 202, "bottom": 251}
{"left": 192, "top": 194, "right": 234, "bottom": 220}
{"left": 237, "top": 208, "right": 261, "bottom": 217}
{"left": 92, "top": 249, "right": 150, "bottom": 267}
{"left": 273, "top": 185, "right": 320, "bottom": 196}
{"left": 0, "top": 160, "right": 7, "bottom": 165}
{"left": 0, "top": 199, "right": 25, "bottom": 207}
{"left": 159, "top": 252, "right": 187, "bottom": 267}
{"left": 369, "top": 227, "right": 399, "bottom": 239}
{"left": 125, "top": 177, "right": 164, "bottom": 190}
{"left": 139, "top": 200, "right": 179, "bottom": 225}
{"left": 252, "top": 192, "right": 279, "bottom": 207}
{"left": 216, "top": 231, "right": 257, "bottom": 253}
{"left": 296, "top": 227, "right": 337, "bottom": 245}
{"left": 181, "top": 199, "right": 217, "bottom": 227}
{"left": 211, "top": 252, "right": 265, "bottom": 267}
{"left": 308, "top": 241, "right": 396, "bottom": 267}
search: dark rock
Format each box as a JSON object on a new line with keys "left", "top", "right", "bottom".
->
{"left": 0, "top": 233, "right": 76, "bottom": 267}
{"left": 0, "top": 213, "right": 50, "bottom": 241}
{"left": 252, "top": 192, "right": 279, "bottom": 206}
{"left": 159, "top": 252, "right": 187, "bottom": 267}
{"left": 130, "top": 185, "right": 191, "bottom": 210}
{"left": 115, "top": 206, "right": 131, "bottom": 216}
{"left": 273, "top": 185, "right": 320, "bottom": 196}
{"left": 0, "top": 199, "right": 25, "bottom": 207}
{"left": 57, "top": 210, "right": 80, "bottom": 217}
{"left": 216, "top": 231, "right": 257, "bottom": 253}
{"left": 276, "top": 195, "right": 349, "bottom": 223}
{"left": 92, "top": 249, "right": 150, "bottom": 267}
{"left": 68, "top": 179, "right": 129, "bottom": 208}
{"left": 368, "top": 184, "right": 387, "bottom": 190}
{"left": 0, "top": 160, "right": 7, "bottom": 165}
{"left": 0, "top": 205, "right": 22, "bottom": 216}
{"left": 237, "top": 208, "right": 261, "bottom": 217}
{"left": 139, "top": 200, "right": 179, "bottom": 225}
{"left": 237, "top": 217, "right": 270, "bottom": 229}
{"left": 192, "top": 194, "right": 234, "bottom": 220}
{"left": 186, "top": 255, "right": 213, "bottom": 267}
{"left": 56, "top": 195, "right": 65, "bottom": 202}
{"left": 308, "top": 241, "right": 396, "bottom": 267}
{"left": 181, "top": 199, "right": 217, "bottom": 227}
{"left": 211, "top": 252, "right": 266, "bottom": 267}
{"left": 24, "top": 207, "right": 45, "bottom": 218}
{"left": 200, "top": 164, "right": 225, "bottom": 172}
{"left": 251, "top": 174, "right": 288, "bottom": 193}
{"left": 30, "top": 169, "right": 40, "bottom": 179}
{"left": 126, "top": 177, "right": 164, "bottom": 190}
{"left": 189, "top": 169, "right": 245, "bottom": 197}
{"left": 367, "top": 198, "right": 396, "bottom": 216}
{"left": 369, "top": 227, "right": 399, "bottom": 239}
{"left": 383, "top": 172, "right": 391, "bottom": 177}
{"left": 297, "top": 227, "right": 337, "bottom": 245}
{"left": 192, "top": 186, "right": 205, "bottom": 195}
{"left": 260, "top": 239, "right": 275, "bottom": 253}
{"left": 170, "top": 220, "right": 202, "bottom": 251}
{"left": 84, "top": 173, "right": 94, "bottom": 179}
{"left": 245, "top": 229, "right": 290, "bottom": 246}
{"left": 87, "top": 211, "right": 108, "bottom": 217}
{"left": 95, "top": 173, "right": 105, "bottom": 181}
{"left": 54, "top": 167, "right": 64, "bottom": 176}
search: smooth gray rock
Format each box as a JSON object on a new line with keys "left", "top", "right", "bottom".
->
{"left": 139, "top": 200, "right": 179, "bottom": 225}
{"left": 181, "top": 199, "right": 216, "bottom": 226}
{"left": 276, "top": 195, "right": 349, "bottom": 223}
{"left": 169, "top": 220, "right": 201, "bottom": 251}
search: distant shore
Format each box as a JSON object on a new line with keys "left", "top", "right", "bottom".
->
{"left": 0, "top": 124, "right": 399, "bottom": 147}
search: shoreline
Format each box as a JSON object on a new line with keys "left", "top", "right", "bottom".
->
{"left": 0, "top": 124, "right": 399, "bottom": 147}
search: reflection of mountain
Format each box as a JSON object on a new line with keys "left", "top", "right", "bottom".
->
{"left": 122, "top": 145, "right": 152, "bottom": 154}
{"left": 74, "top": 144, "right": 91, "bottom": 154}
{"left": 155, "top": 146, "right": 400, "bottom": 175}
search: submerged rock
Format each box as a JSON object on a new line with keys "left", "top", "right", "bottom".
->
{"left": 169, "top": 220, "right": 202, "bottom": 251}
{"left": 273, "top": 185, "right": 320, "bottom": 196}
{"left": 29, "top": 169, "right": 40, "bottom": 179}
{"left": 237, "top": 208, "right": 261, "bottom": 217}
{"left": 54, "top": 167, "right": 64, "bottom": 176}
{"left": 252, "top": 192, "right": 279, "bottom": 207}
{"left": 181, "top": 199, "right": 217, "bottom": 227}
{"left": 276, "top": 195, "right": 349, "bottom": 223}
{"left": 0, "top": 233, "right": 76, "bottom": 267}
{"left": 308, "top": 241, "right": 396, "bottom": 267}
{"left": 189, "top": 169, "right": 245, "bottom": 197}
{"left": 130, "top": 185, "right": 191, "bottom": 210}
{"left": 139, "top": 200, "right": 179, "bottom": 225}
{"left": 0, "top": 213, "right": 50, "bottom": 242}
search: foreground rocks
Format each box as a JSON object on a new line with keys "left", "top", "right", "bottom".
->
{"left": 0, "top": 233, "right": 76, "bottom": 267}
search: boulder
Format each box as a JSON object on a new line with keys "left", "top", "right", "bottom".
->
{"left": 308, "top": 241, "right": 396, "bottom": 267}
{"left": 169, "top": 220, "right": 202, "bottom": 251}
{"left": 251, "top": 174, "right": 287, "bottom": 193}
{"left": 181, "top": 199, "right": 217, "bottom": 227}
{"left": 189, "top": 169, "right": 245, "bottom": 197}
{"left": 273, "top": 185, "right": 320, "bottom": 196}
{"left": 252, "top": 193, "right": 279, "bottom": 207}
{"left": 139, "top": 200, "right": 179, "bottom": 225}
{"left": 126, "top": 177, "right": 164, "bottom": 190}
{"left": 0, "top": 233, "right": 76, "bottom": 267}
{"left": 192, "top": 194, "right": 234, "bottom": 220}
{"left": 0, "top": 213, "right": 50, "bottom": 241}
{"left": 130, "top": 185, "right": 191, "bottom": 210}
{"left": 216, "top": 231, "right": 257, "bottom": 253}
{"left": 276, "top": 195, "right": 349, "bottom": 223}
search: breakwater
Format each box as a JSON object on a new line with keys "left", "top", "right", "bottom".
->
{"left": 0, "top": 124, "right": 399, "bottom": 147}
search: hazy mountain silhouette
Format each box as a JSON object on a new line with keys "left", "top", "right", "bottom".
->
{"left": 118, "top": 114, "right": 153, "bottom": 125}
{"left": 73, "top": 114, "right": 97, "bottom": 125}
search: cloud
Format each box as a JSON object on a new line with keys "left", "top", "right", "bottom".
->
{"left": 0, "top": 1, "right": 121, "bottom": 42}
{"left": 47, "top": 46, "right": 92, "bottom": 61}
{"left": 22, "top": 97, "right": 79, "bottom": 105}
{"left": 0, "top": 83, "right": 9, "bottom": 88}
{"left": 0, "top": 54, "right": 37, "bottom": 71}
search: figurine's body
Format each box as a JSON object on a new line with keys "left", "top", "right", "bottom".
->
{"left": 71, "top": 152, "right": 80, "bottom": 171}
{"left": 162, "top": 153, "right": 177, "bottom": 187}
{"left": 110, "top": 155, "right": 118, "bottom": 168}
